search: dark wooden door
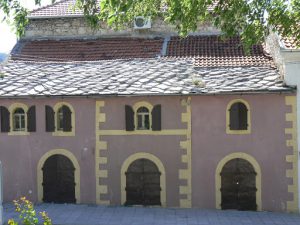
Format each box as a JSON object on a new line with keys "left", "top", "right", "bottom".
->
{"left": 221, "top": 158, "right": 257, "bottom": 211}
{"left": 42, "top": 154, "right": 76, "bottom": 203}
{"left": 125, "top": 159, "right": 161, "bottom": 206}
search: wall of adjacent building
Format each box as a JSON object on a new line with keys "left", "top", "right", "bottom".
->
{"left": 266, "top": 34, "right": 300, "bottom": 212}
{"left": 24, "top": 17, "right": 220, "bottom": 39}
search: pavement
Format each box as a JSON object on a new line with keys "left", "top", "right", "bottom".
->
{"left": 3, "top": 203, "right": 300, "bottom": 225}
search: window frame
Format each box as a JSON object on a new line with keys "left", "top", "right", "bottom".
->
{"left": 226, "top": 99, "right": 251, "bottom": 135}
{"left": 13, "top": 108, "right": 26, "bottom": 131}
{"left": 136, "top": 107, "right": 150, "bottom": 130}
{"left": 53, "top": 102, "right": 75, "bottom": 136}
{"left": 8, "top": 103, "right": 29, "bottom": 135}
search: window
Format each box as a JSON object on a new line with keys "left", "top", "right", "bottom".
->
{"left": 229, "top": 102, "right": 248, "bottom": 130}
{"left": 125, "top": 102, "right": 161, "bottom": 131}
{"left": 57, "top": 106, "right": 64, "bottom": 131}
{"left": 13, "top": 108, "right": 25, "bottom": 131}
{"left": 45, "top": 102, "right": 75, "bottom": 136}
{"left": 0, "top": 103, "right": 36, "bottom": 134}
{"left": 137, "top": 107, "right": 150, "bottom": 130}
{"left": 226, "top": 99, "right": 251, "bottom": 134}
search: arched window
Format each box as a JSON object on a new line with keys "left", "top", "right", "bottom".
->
{"left": 56, "top": 105, "right": 72, "bottom": 132}
{"left": 137, "top": 107, "right": 150, "bottom": 130}
{"left": 5, "top": 103, "right": 36, "bottom": 134}
{"left": 45, "top": 102, "right": 75, "bottom": 136}
{"left": 125, "top": 102, "right": 161, "bottom": 131}
{"left": 229, "top": 102, "right": 248, "bottom": 130}
{"left": 13, "top": 108, "right": 25, "bottom": 131}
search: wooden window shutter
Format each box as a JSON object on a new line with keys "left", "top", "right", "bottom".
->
{"left": 151, "top": 104, "right": 161, "bottom": 131}
{"left": 0, "top": 106, "right": 10, "bottom": 132}
{"left": 45, "top": 105, "right": 55, "bottom": 132}
{"left": 27, "top": 106, "right": 36, "bottom": 132}
{"left": 125, "top": 105, "right": 134, "bottom": 131}
{"left": 229, "top": 102, "right": 248, "bottom": 130}
{"left": 238, "top": 103, "right": 248, "bottom": 130}
{"left": 62, "top": 105, "right": 72, "bottom": 132}
{"left": 229, "top": 103, "right": 239, "bottom": 130}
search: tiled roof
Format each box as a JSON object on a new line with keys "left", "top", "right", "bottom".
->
{"left": 282, "top": 37, "right": 299, "bottom": 49}
{"left": 29, "top": 0, "right": 83, "bottom": 18}
{"left": 166, "top": 36, "right": 274, "bottom": 67}
{"left": 12, "top": 36, "right": 274, "bottom": 68}
{"left": 0, "top": 59, "right": 291, "bottom": 97}
{"left": 29, "top": 0, "right": 217, "bottom": 18}
{"left": 11, "top": 38, "right": 164, "bottom": 61}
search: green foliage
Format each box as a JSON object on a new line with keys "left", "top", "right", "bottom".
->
{"left": 0, "top": 0, "right": 299, "bottom": 48}
{"left": 8, "top": 197, "right": 52, "bottom": 225}
{"left": 0, "top": 0, "right": 28, "bottom": 37}
{"left": 75, "top": 0, "right": 300, "bottom": 49}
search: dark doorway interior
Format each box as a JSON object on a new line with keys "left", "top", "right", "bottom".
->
{"left": 42, "top": 154, "right": 76, "bottom": 203}
{"left": 125, "top": 158, "right": 161, "bottom": 206}
{"left": 221, "top": 158, "right": 257, "bottom": 211}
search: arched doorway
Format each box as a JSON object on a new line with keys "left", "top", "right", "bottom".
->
{"left": 220, "top": 158, "right": 257, "bottom": 210}
{"left": 125, "top": 158, "right": 161, "bottom": 206}
{"left": 42, "top": 154, "right": 76, "bottom": 203}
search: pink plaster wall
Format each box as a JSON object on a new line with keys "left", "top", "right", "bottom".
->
{"left": 0, "top": 94, "right": 294, "bottom": 212}
{"left": 102, "top": 135, "right": 185, "bottom": 206}
{"left": 0, "top": 98, "right": 96, "bottom": 204}
{"left": 191, "top": 94, "right": 292, "bottom": 212}
{"left": 99, "top": 96, "right": 188, "bottom": 207}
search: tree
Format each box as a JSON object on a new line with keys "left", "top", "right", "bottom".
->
{"left": 0, "top": 0, "right": 299, "bottom": 48}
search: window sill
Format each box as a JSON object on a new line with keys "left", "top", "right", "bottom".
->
{"left": 52, "top": 130, "right": 75, "bottom": 136}
{"left": 8, "top": 131, "right": 30, "bottom": 136}
{"left": 226, "top": 129, "right": 251, "bottom": 135}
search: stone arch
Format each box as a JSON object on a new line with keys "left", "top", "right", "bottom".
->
{"left": 121, "top": 152, "right": 166, "bottom": 206}
{"left": 215, "top": 152, "right": 262, "bottom": 211}
{"left": 37, "top": 149, "right": 80, "bottom": 203}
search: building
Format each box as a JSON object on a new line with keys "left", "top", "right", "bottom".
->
{"left": 0, "top": 0, "right": 298, "bottom": 212}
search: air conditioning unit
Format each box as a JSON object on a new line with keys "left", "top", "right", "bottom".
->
{"left": 134, "top": 16, "right": 151, "bottom": 29}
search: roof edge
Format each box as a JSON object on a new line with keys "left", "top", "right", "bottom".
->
{"left": 29, "top": 0, "right": 69, "bottom": 15}
{"left": 0, "top": 89, "right": 295, "bottom": 99}
{"left": 28, "top": 14, "right": 84, "bottom": 19}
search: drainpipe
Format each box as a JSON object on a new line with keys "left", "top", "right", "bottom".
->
{"left": 281, "top": 49, "right": 300, "bottom": 212}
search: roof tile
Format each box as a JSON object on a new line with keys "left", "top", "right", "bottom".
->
{"left": 12, "top": 38, "right": 164, "bottom": 61}
{"left": 29, "top": 0, "right": 217, "bottom": 18}
{"left": 282, "top": 37, "right": 299, "bottom": 49}
{"left": 29, "top": 0, "right": 84, "bottom": 18}
{"left": 12, "top": 36, "right": 274, "bottom": 68}
{"left": 166, "top": 36, "right": 274, "bottom": 67}
{"left": 0, "top": 59, "right": 292, "bottom": 97}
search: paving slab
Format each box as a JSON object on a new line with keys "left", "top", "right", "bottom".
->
{"left": 3, "top": 203, "right": 300, "bottom": 225}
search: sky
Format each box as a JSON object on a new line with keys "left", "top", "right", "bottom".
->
{"left": 0, "top": 0, "right": 52, "bottom": 54}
